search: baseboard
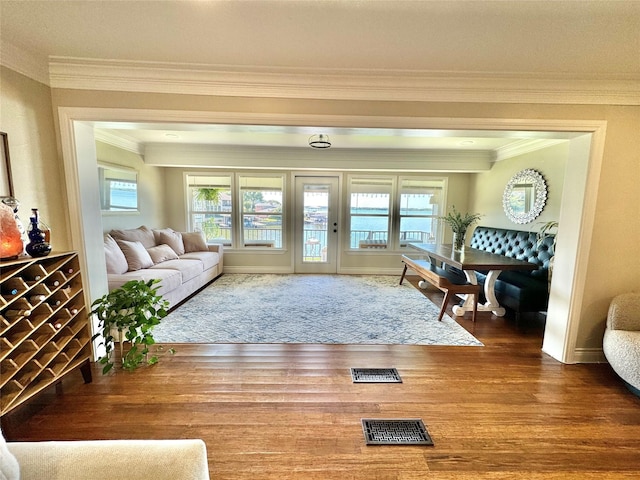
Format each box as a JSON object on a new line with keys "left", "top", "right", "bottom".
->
{"left": 221, "top": 267, "right": 401, "bottom": 275}
{"left": 223, "top": 266, "right": 294, "bottom": 274}
{"left": 337, "top": 267, "right": 401, "bottom": 275}
{"left": 571, "top": 347, "right": 607, "bottom": 364}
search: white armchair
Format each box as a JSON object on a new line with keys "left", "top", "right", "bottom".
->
{"left": 1, "top": 430, "right": 210, "bottom": 480}
{"left": 603, "top": 292, "right": 640, "bottom": 396}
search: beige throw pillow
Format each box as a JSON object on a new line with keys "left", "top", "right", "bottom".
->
{"left": 147, "top": 244, "right": 179, "bottom": 264}
{"left": 104, "top": 234, "right": 129, "bottom": 275}
{"left": 110, "top": 225, "right": 156, "bottom": 248}
{"left": 116, "top": 239, "right": 154, "bottom": 271}
{"left": 182, "top": 231, "right": 208, "bottom": 252}
{"left": 155, "top": 229, "right": 185, "bottom": 256}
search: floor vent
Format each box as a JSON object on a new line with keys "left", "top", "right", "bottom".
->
{"left": 350, "top": 368, "right": 402, "bottom": 383}
{"left": 361, "top": 419, "right": 434, "bottom": 446}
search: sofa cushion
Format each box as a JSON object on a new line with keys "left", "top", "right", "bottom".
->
{"left": 149, "top": 258, "right": 203, "bottom": 283}
{"left": 154, "top": 229, "right": 185, "bottom": 256}
{"left": 104, "top": 234, "right": 128, "bottom": 275}
{"left": 116, "top": 240, "right": 154, "bottom": 271}
{"left": 180, "top": 251, "right": 220, "bottom": 271}
{"left": 107, "top": 269, "right": 182, "bottom": 296}
{"left": 110, "top": 225, "right": 156, "bottom": 249}
{"left": 182, "top": 231, "right": 208, "bottom": 253}
{"left": 147, "top": 244, "right": 179, "bottom": 264}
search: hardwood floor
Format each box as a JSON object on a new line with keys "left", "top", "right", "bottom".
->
{"left": 4, "top": 276, "right": 640, "bottom": 479}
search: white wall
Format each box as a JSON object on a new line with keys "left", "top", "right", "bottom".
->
{"left": 470, "top": 142, "right": 569, "bottom": 231}
{"left": 96, "top": 141, "right": 168, "bottom": 233}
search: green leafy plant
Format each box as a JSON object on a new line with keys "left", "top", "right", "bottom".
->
{"left": 91, "top": 279, "right": 172, "bottom": 374}
{"left": 536, "top": 220, "right": 558, "bottom": 250}
{"left": 439, "top": 206, "right": 483, "bottom": 234}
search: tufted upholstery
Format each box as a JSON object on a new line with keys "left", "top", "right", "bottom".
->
{"left": 469, "top": 226, "right": 555, "bottom": 318}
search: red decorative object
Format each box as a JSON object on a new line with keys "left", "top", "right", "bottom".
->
{"left": 0, "top": 203, "right": 23, "bottom": 259}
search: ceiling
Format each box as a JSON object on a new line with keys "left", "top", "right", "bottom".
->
{"left": 2, "top": 0, "right": 638, "bottom": 157}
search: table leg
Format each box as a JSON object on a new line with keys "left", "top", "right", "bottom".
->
{"left": 482, "top": 270, "right": 506, "bottom": 316}
{"left": 452, "top": 269, "right": 506, "bottom": 317}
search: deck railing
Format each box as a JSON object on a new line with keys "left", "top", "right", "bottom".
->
{"left": 203, "top": 227, "right": 434, "bottom": 250}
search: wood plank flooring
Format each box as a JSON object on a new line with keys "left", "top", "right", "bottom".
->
{"left": 4, "top": 276, "right": 640, "bottom": 479}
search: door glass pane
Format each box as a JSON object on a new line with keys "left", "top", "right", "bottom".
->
{"left": 303, "top": 184, "right": 329, "bottom": 262}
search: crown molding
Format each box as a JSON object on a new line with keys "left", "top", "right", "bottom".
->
{"left": 494, "top": 139, "right": 567, "bottom": 162}
{"left": 48, "top": 57, "right": 640, "bottom": 106}
{"left": 94, "top": 130, "right": 144, "bottom": 155}
{"left": 0, "top": 40, "right": 50, "bottom": 85}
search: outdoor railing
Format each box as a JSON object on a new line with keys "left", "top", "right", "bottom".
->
{"left": 203, "top": 227, "right": 434, "bottom": 250}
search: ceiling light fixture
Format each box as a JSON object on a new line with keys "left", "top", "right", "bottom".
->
{"left": 309, "top": 134, "right": 331, "bottom": 149}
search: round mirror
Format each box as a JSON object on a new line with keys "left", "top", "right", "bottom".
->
{"left": 502, "top": 169, "right": 547, "bottom": 224}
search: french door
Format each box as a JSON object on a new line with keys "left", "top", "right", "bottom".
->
{"left": 293, "top": 176, "right": 340, "bottom": 273}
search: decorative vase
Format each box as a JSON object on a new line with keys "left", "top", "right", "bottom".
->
{"left": 25, "top": 208, "right": 52, "bottom": 257}
{"left": 0, "top": 202, "right": 24, "bottom": 259}
{"left": 452, "top": 231, "right": 466, "bottom": 251}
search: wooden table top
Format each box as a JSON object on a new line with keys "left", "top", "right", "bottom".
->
{"left": 409, "top": 242, "right": 537, "bottom": 271}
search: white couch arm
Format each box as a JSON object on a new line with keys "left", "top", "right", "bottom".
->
{"left": 7, "top": 439, "right": 210, "bottom": 480}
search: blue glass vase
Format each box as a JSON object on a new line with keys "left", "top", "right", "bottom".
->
{"left": 25, "top": 208, "right": 52, "bottom": 257}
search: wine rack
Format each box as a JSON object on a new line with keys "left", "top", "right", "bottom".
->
{"left": 0, "top": 251, "right": 92, "bottom": 417}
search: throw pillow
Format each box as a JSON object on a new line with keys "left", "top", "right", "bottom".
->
{"left": 147, "top": 244, "right": 179, "bottom": 264}
{"left": 182, "top": 231, "right": 208, "bottom": 252}
{"left": 103, "top": 234, "right": 129, "bottom": 275}
{"left": 110, "top": 225, "right": 156, "bottom": 249}
{"left": 116, "top": 239, "right": 154, "bottom": 271}
{"left": 0, "top": 427, "right": 20, "bottom": 480}
{"left": 155, "top": 229, "right": 185, "bottom": 256}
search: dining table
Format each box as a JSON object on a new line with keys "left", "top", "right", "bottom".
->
{"left": 408, "top": 242, "right": 537, "bottom": 317}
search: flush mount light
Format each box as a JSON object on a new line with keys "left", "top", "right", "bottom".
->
{"left": 309, "top": 134, "right": 331, "bottom": 149}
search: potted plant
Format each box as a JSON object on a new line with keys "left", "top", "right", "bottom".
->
{"left": 91, "top": 279, "right": 171, "bottom": 374}
{"left": 536, "top": 220, "right": 558, "bottom": 292}
{"left": 439, "top": 206, "right": 483, "bottom": 250}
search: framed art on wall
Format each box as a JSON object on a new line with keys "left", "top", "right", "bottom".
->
{"left": 0, "top": 132, "right": 14, "bottom": 197}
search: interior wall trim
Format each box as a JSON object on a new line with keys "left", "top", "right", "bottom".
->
{"left": 0, "top": 39, "right": 50, "bottom": 85}
{"left": 48, "top": 57, "right": 640, "bottom": 106}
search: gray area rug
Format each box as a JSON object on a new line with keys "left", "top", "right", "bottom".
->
{"left": 153, "top": 274, "right": 483, "bottom": 346}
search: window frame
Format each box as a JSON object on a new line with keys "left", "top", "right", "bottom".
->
{"left": 397, "top": 176, "right": 446, "bottom": 249}
{"left": 237, "top": 173, "right": 285, "bottom": 249}
{"left": 186, "top": 173, "right": 234, "bottom": 246}
{"left": 347, "top": 175, "right": 395, "bottom": 250}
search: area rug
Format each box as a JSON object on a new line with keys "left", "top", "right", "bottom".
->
{"left": 152, "top": 274, "right": 483, "bottom": 346}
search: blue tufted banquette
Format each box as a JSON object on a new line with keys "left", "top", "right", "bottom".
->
{"left": 469, "top": 226, "right": 555, "bottom": 319}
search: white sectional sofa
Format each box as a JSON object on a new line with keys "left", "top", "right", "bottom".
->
{"left": 104, "top": 226, "right": 223, "bottom": 308}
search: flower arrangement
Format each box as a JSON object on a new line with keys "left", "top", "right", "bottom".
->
{"left": 439, "top": 206, "right": 483, "bottom": 250}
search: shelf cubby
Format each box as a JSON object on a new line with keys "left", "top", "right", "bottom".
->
{"left": 0, "top": 251, "right": 92, "bottom": 417}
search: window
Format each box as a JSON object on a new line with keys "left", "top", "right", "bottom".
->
{"left": 349, "top": 177, "right": 393, "bottom": 249}
{"left": 187, "top": 174, "right": 232, "bottom": 245}
{"left": 98, "top": 164, "right": 138, "bottom": 212}
{"left": 239, "top": 175, "right": 284, "bottom": 248}
{"left": 398, "top": 178, "right": 444, "bottom": 247}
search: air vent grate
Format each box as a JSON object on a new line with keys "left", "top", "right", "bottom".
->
{"left": 350, "top": 368, "right": 402, "bottom": 383}
{"left": 361, "top": 419, "right": 434, "bottom": 446}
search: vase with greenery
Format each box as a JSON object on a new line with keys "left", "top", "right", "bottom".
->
{"left": 91, "top": 279, "right": 171, "bottom": 374}
{"left": 439, "top": 206, "right": 483, "bottom": 250}
{"left": 536, "top": 220, "right": 558, "bottom": 292}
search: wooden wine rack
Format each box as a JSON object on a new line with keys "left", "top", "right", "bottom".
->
{"left": 0, "top": 251, "right": 92, "bottom": 417}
